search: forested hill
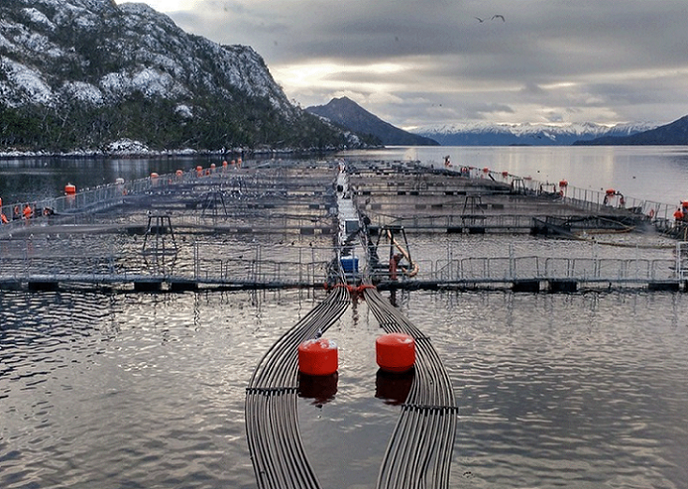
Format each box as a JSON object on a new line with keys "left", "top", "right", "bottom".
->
{"left": 0, "top": 0, "right": 363, "bottom": 153}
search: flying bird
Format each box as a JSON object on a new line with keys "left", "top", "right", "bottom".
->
{"left": 474, "top": 17, "right": 485, "bottom": 23}
{"left": 491, "top": 14, "right": 505, "bottom": 22}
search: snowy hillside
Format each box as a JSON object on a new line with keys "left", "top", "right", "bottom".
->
{"left": 0, "top": 0, "right": 350, "bottom": 152}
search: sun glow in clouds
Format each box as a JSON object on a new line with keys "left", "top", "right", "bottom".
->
{"left": 273, "top": 61, "right": 405, "bottom": 92}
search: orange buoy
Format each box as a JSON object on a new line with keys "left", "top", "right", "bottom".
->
{"left": 298, "top": 338, "right": 338, "bottom": 376}
{"left": 376, "top": 333, "right": 415, "bottom": 373}
{"left": 482, "top": 167, "right": 490, "bottom": 173}
{"left": 64, "top": 183, "right": 76, "bottom": 195}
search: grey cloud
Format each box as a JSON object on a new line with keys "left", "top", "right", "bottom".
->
{"left": 148, "top": 0, "right": 688, "bottom": 126}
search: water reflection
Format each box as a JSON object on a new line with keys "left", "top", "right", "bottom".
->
{"left": 375, "top": 368, "right": 414, "bottom": 405}
{"left": 298, "top": 372, "right": 339, "bottom": 406}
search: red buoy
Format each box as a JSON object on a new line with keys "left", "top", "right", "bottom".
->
{"left": 376, "top": 333, "right": 415, "bottom": 373}
{"left": 298, "top": 338, "right": 338, "bottom": 376}
{"left": 64, "top": 183, "right": 76, "bottom": 195}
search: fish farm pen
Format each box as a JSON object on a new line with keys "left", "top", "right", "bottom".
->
{"left": 2, "top": 157, "right": 688, "bottom": 489}
{"left": 0, "top": 157, "right": 687, "bottom": 293}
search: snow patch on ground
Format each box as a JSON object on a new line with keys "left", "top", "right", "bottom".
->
{"left": 73, "top": 15, "right": 97, "bottom": 29}
{"left": 131, "top": 67, "right": 184, "bottom": 97}
{"left": 106, "top": 139, "right": 150, "bottom": 153}
{"left": 61, "top": 81, "right": 104, "bottom": 105}
{"left": 100, "top": 68, "right": 187, "bottom": 98}
{"left": 175, "top": 104, "right": 193, "bottom": 118}
{"left": 21, "top": 7, "right": 56, "bottom": 31}
{"left": 0, "top": 56, "right": 53, "bottom": 105}
{"left": 0, "top": 33, "right": 16, "bottom": 51}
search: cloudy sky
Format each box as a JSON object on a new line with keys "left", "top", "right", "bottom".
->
{"left": 117, "top": 0, "right": 688, "bottom": 129}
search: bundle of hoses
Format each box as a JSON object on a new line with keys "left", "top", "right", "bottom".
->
{"left": 245, "top": 285, "right": 351, "bottom": 489}
{"left": 364, "top": 286, "right": 458, "bottom": 489}
{"left": 245, "top": 283, "right": 456, "bottom": 489}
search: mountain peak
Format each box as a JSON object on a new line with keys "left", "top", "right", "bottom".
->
{"left": 307, "top": 98, "right": 439, "bottom": 146}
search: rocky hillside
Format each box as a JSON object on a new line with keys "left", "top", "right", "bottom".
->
{"left": 0, "top": 0, "right": 355, "bottom": 153}
{"left": 307, "top": 97, "right": 439, "bottom": 146}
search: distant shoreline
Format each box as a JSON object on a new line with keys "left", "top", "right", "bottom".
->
{"left": 0, "top": 147, "right": 337, "bottom": 161}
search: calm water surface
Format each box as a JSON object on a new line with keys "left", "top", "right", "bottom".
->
{"left": 2, "top": 147, "right": 688, "bottom": 488}
{"left": 2, "top": 288, "right": 687, "bottom": 488}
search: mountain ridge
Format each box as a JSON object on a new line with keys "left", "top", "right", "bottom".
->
{"left": 306, "top": 97, "right": 439, "bottom": 146}
{"left": 411, "top": 121, "right": 659, "bottom": 146}
{"left": 573, "top": 115, "right": 688, "bottom": 145}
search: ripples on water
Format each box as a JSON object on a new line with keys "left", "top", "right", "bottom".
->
{"left": 2, "top": 287, "right": 687, "bottom": 489}
{"left": 401, "top": 291, "right": 688, "bottom": 489}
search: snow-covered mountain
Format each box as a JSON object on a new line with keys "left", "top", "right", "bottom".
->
{"left": 0, "top": 0, "right": 351, "bottom": 152}
{"left": 412, "top": 121, "right": 659, "bottom": 146}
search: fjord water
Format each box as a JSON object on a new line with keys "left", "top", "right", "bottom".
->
{"left": 2, "top": 146, "right": 688, "bottom": 489}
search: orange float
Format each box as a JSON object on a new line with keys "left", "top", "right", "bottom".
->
{"left": 64, "top": 183, "right": 76, "bottom": 195}
{"left": 376, "top": 333, "right": 416, "bottom": 373}
{"left": 298, "top": 338, "right": 338, "bottom": 376}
